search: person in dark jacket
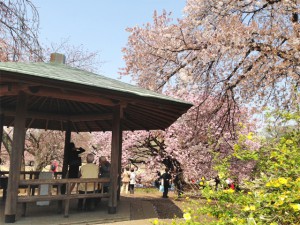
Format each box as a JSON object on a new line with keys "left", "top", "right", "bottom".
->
{"left": 174, "top": 168, "right": 184, "bottom": 197}
{"left": 161, "top": 168, "right": 172, "bottom": 198}
{"left": 68, "top": 142, "right": 85, "bottom": 192}
{"left": 68, "top": 142, "right": 85, "bottom": 179}
{"left": 214, "top": 175, "right": 221, "bottom": 191}
{"left": 99, "top": 156, "right": 111, "bottom": 193}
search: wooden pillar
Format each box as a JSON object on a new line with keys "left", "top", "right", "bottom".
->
{"left": 117, "top": 126, "right": 122, "bottom": 201}
{"left": 108, "top": 105, "right": 121, "bottom": 213}
{"left": 62, "top": 123, "right": 71, "bottom": 179}
{"left": 5, "top": 92, "right": 27, "bottom": 223}
{"left": 59, "top": 123, "right": 71, "bottom": 196}
{"left": 0, "top": 114, "right": 4, "bottom": 159}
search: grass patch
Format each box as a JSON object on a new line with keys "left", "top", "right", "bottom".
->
{"left": 135, "top": 187, "right": 158, "bottom": 194}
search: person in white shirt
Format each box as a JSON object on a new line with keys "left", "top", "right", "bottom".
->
{"left": 121, "top": 167, "right": 130, "bottom": 194}
{"left": 129, "top": 168, "right": 136, "bottom": 194}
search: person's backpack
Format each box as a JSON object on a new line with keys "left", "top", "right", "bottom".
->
{"left": 50, "top": 164, "right": 56, "bottom": 171}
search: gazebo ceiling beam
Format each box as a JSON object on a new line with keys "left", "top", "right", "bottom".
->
{"left": 26, "top": 118, "right": 34, "bottom": 129}
{"left": 45, "top": 119, "right": 49, "bottom": 131}
{"left": 0, "top": 84, "right": 116, "bottom": 106}
{"left": 60, "top": 120, "right": 64, "bottom": 132}
{"left": 84, "top": 121, "right": 92, "bottom": 133}
{"left": 2, "top": 108, "right": 113, "bottom": 122}
{"left": 71, "top": 121, "right": 79, "bottom": 133}
{"left": 94, "top": 120, "right": 105, "bottom": 131}
{"left": 123, "top": 116, "right": 148, "bottom": 131}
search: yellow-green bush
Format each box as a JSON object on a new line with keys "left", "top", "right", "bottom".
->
{"left": 171, "top": 110, "right": 300, "bottom": 225}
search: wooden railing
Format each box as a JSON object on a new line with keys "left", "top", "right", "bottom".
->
{"left": 0, "top": 171, "right": 62, "bottom": 179}
{"left": 0, "top": 171, "right": 63, "bottom": 200}
{"left": 17, "top": 178, "right": 110, "bottom": 217}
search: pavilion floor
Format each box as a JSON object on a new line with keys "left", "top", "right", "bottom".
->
{"left": 0, "top": 190, "right": 185, "bottom": 225}
{"left": 0, "top": 195, "right": 158, "bottom": 225}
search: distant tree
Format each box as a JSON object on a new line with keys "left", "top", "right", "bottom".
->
{"left": 24, "top": 130, "right": 65, "bottom": 171}
{"left": 42, "top": 38, "right": 102, "bottom": 72}
{"left": 0, "top": 0, "right": 42, "bottom": 62}
{"left": 23, "top": 130, "right": 92, "bottom": 171}
{"left": 0, "top": 0, "right": 102, "bottom": 169}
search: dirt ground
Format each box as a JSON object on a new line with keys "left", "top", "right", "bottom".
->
{"left": 131, "top": 189, "right": 185, "bottom": 220}
{"left": 131, "top": 188, "right": 213, "bottom": 224}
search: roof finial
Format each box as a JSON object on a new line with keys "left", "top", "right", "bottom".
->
{"left": 50, "top": 53, "right": 66, "bottom": 64}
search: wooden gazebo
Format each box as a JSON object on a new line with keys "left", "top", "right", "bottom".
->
{"left": 0, "top": 53, "right": 192, "bottom": 223}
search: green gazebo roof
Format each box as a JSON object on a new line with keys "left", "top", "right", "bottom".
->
{"left": 0, "top": 62, "right": 188, "bottom": 104}
{"left": 0, "top": 61, "right": 192, "bottom": 132}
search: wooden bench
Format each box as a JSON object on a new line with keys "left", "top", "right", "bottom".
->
{"left": 18, "top": 178, "right": 110, "bottom": 217}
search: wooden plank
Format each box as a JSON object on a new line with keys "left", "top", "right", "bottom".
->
{"left": 4, "top": 91, "right": 27, "bottom": 223}
{"left": 2, "top": 108, "right": 112, "bottom": 122}
{"left": 18, "top": 178, "right": 110, "bottom": 185}
{"left": 0, "top": 171, "right": 62, "bottom": 178}
{"left": 0, "top": 114, "right": 3, "bottom": 159}
{"left": 18, "top": 193, "right": 110, "bottom": 202}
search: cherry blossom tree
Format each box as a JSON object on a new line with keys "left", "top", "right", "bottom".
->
{"left": 121, "top": 0, "right": 300, "bottom": 129}
{"left": 116, "top": 90, "right": 257, "bottom": 185}
{"left": 89, "top": 131, "right": 112, "bottom": 164}
{"left": 120, "top": 0, "right": 299, "bottom": 183}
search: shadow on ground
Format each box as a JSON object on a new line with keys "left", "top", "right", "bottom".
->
{"left": 127, "top": 195, "right": 183, "bottom": 220}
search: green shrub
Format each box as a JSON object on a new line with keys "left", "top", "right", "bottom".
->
{"left": 169, "top": 110, "right": 300, "bottom": 225}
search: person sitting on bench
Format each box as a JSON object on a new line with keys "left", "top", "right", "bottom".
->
{"left": 78, "top": 153, "right": 99, "bottom": 211}
{"left": 99, "top": 156, "right": 110, "bottom": 193}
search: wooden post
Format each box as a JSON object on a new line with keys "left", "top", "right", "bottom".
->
{"left": 62, "top": 123, "right": 71, "bottom": 179}
{"left": 5, "top": 92, "right": 27, "bottom": 223}
{"left": 108, "top": 105, "right": 121, "bottom": 213}
{"left": 60, "top": 122, "right": 71, "bottom": 197}
{"left": 117, "top": 128, "right": 122, "bottom": 201}
{"left": 0, "top": 114, "right": 4, "bottom": 160}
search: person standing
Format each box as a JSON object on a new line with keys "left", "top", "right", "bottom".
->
{"left": 161, "top": 168, "right": 172, "bottom": 198}
{"left": 214, "top": 175, "right": 221, "bottom": 191}
{"left": 174, "top": 168, "right": 184, "bottom": 197}
{"left": 68, "top": 142, "right": 85, "bottom": 179}
{"left": 68, "top": 142, "right": 85, "bottom": 192}
{"left": 226, "top": 178, "right": 235, "bottom": 190}
{"left": 99, "top": 156, "right": 111, "bottom": 193}
{"left": 154, "top": 171, "right": 161, "bottom": 189}
{"left": 121, "top": 167, "right": 130, "bottom": 194}
{"left": 129, "top": 168, "right": 136, "bottom": 194}
{"left": 78, "top": 153, "right": 99, "bottom": 211}
{"left": 50, "top": 159, "right": 58, "bottom": 173}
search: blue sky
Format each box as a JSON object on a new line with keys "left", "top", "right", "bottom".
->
{"left": 32, "top": 0, "right": 185, "bottom": 82}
